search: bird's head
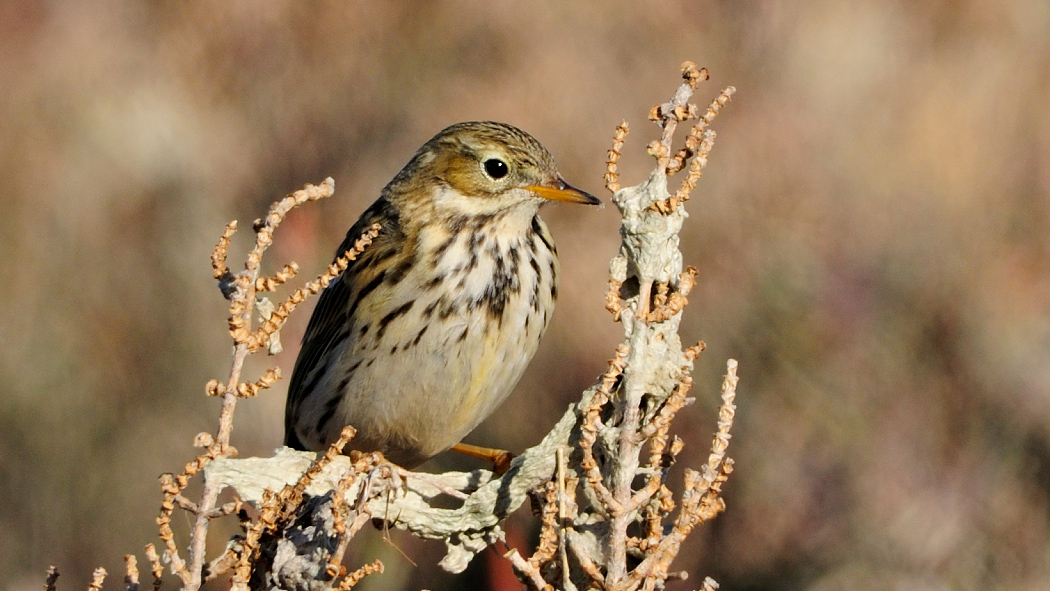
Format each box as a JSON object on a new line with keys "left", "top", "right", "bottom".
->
{"left": 388, "top": 121, "right": 600, "bottom": 217}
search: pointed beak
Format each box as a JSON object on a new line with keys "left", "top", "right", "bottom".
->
{"left": 526, "top": 179, "right": 601, "bottom": 205}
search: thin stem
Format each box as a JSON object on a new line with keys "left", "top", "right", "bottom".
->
{"left": 606, "top": 314, "right": 654, "bottom": 587}
{"left": 186, "top": 321, "right": 255, "bottom": 589}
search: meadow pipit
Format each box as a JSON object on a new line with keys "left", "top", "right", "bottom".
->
{"left": 284, "top": 121, "right": 599, "bottom": 467}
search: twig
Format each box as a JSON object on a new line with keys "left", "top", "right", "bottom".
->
{"left": 505, "top": 549, "right": 552, "bottom": 591}
{"left": 44, "top": 566, "right": 59, "bottom": 591}
{"left": 606, "top": 276, "right": 625, "bottom": 321}
{"left": 619, "top": 360, "right": 738, "bottom": 590}
{"left": 649, "top": 61, "right": 709, "bottom": 172}
{"left": 652, "top": 86, "right": 735, "bottom": 213}
{"left": 184, "top": 178, "right": 345, "bottom": 591}
{"left": 211, "top": 221, "right": 237, "bottom": 282}
{"left": 605, "top": 121, "right": 629, "bottom": 193}
{"left": 579, "top": 345, "right": 631, "bottom": 515}
{"left": 123, "top": 556, "right": 139, "bottom": 591}
{"left": 143, "top": 545, "right": 162, "bottom": 591}
{"left": 87, "top": 568, "right": 106, "bottom": 591}
{"left": 327, "top": 451, "right": 385, "bottom": 577}
{"left": 244, "top": 223, "right": 380, "bottom": 352}
{"left": 255, "top": 262, "right": 300, "bottom": 292}
{"left": 337, "top": 559, "right": 384, "bottom": 590}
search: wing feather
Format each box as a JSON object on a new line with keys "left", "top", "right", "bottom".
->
{"left": 283, "top": 197, "right": 401, "bottom": 447}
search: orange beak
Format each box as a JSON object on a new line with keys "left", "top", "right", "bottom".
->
{"left": 526, "top": 179, "right": 601, "bottom": 205}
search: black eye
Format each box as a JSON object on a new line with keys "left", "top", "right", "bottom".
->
{"left": 483, "top": 158, "right": 508, "bottom": 179}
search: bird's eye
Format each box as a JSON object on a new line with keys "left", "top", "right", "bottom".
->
{"left": 483, "top": 158, "right": 508, "bottom": 179}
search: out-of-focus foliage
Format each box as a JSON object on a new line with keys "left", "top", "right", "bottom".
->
{"left": 1, "top": 2, "right": 1047, "bottom": 590}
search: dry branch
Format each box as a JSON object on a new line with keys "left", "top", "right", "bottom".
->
{"left": 45, "top": 566, "right": 59, "bottom": 591}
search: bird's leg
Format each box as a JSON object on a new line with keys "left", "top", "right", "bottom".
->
{"left": 452, "top": 442, "right": 515, "bottom": 475}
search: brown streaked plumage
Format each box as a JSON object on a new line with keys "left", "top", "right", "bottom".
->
{"left": 284, "top": 121, "right": 599, "bottom": 467}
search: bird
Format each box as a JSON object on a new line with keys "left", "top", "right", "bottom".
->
{"left": 284, "top": 121, "right": 600, "bottom": 468}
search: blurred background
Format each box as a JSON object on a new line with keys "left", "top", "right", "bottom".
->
{"left": 1, "top": 2, "right": 1048, "bottom": 590}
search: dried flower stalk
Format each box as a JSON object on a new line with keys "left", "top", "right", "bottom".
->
{"left": 88, "top": 568, "right": 107, "bottom": 591}
{"left": 255, "top": 262, "right": 300, "bottom": 292}
{"left": 244, "top": 223, "right": 379, "bottom": 352}
{"left": 120, "top": 178, "right": 383, "bottom": 591}
{"left": 605, "top": 121, "right": 630, "bottom": 193}
{"left": 337, "top": 559, "right": 384, "bottom": 591}
{"left": 143, "top": 545, "right": 162, "bottom": 591}
{"left": 124, "top": 555, "right": 139, "bottom": 591}
{"left": 235, "top": 367, "right": 282, "bottom": 398}
{"left": 45, "top": 566, "right": 60, "bottom": 591}
{"left": 605, "top": 276, "right": 625, "bottom": 321}
{"left": 211, "top": 221, "right": 237, "bottom": 281}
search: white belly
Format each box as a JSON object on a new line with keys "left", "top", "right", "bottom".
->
{"left": 303, "top": 214, "right": 559, "bottom": 466}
